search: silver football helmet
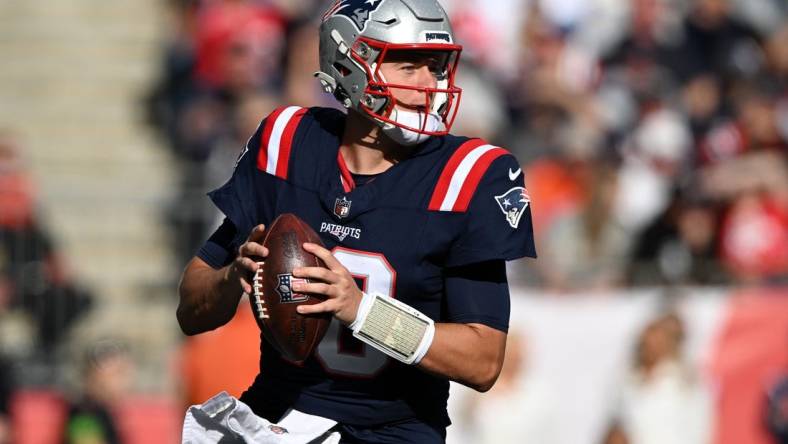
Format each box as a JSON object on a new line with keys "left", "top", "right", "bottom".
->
{"left": 316, "top": 0, "right": 463, "bottom": 140}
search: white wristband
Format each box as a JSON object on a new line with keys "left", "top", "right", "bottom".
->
{"left": 350, "top": 292, "right": 435, "bottom": 365}
{"left": 410, "top": 319, "right": 434, "bottom": 364}
{"left": 349, "top": 291, "right": 375, "bottom": 331}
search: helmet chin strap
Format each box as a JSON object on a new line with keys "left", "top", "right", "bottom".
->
{"left": 380, "top": 108, "right": 445, "bottom": 146}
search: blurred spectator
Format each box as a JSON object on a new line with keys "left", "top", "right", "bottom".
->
{"left": 613, "top": 108, "right": 694, "bottom": 235}
{"left": 680, "top": 73, "right": 724, "bottom": 144}
{"left": 602, "top": 0, "right": 685, "bottom": 99}
{"left": 610, "top": 312, "right": 712, "bottom": 444}
{"left": 538, "top": 163, "right": 631, "bottom": 291}
{"left": 144, "top": 0, "right": 201, "bottom": 158}
{"left": 675, "top": 0, "right": 765, "bottom": 83}
{"left": 719, "top": 192, "right": 788, "bottom": 284}
{"left": 451, "top": 332, "right": 559, "bottom": 444}
{"left": 0, "top": 132, "right": 92, "bottom": 356}
{"left": 0, "top": 131, "right": 35, "bottom": 230}
{"left": 698, "top": 80, "right": 786, "bottom": 168}
{"left": 514, "top": 7, "right": 600, "bottom": 120}
{"left": 764, "top": 24, "right": 788, "bottom": 83}
{"left": 521, "top": 146, "right": 589, "bottom": 237}
{"left": 266, "top": 0, "right": 325, "bottom": 22}
{"left": 193, "top": 1, "right": 285, "bottom": 92}
{"left": 601, "top": 422, "right": 630, "bottom": 444}
{"left": 62, "top": 340, "right": 133, "bottom": 444}
{"left": 628, "top": 187, "right": 727, "bottom": 286}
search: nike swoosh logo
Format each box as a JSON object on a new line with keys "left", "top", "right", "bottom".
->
{"left": 508, "top": 168, "right": 522, "bottom": 181}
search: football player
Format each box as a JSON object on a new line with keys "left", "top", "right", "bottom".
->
{"left": 177, "top": 0, "right": 536, "bottom": 442}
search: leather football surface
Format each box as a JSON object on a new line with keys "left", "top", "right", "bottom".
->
{"left": 250, "top": 213, "right": 331, "bottom": 362}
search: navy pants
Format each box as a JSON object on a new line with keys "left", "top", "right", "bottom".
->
{"left": 337, "top": 419, "right": 446, "bottom": 444}
{"left": 240, "top": 391, "right": 445, "bottom": 443}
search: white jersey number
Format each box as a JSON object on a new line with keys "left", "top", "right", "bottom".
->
{"left": 314, "top": 247, "right": 396, "bottom": 377}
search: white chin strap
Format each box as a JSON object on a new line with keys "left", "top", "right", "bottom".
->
{"left": 381, "top": 107, "right": 445, "bottom": 146}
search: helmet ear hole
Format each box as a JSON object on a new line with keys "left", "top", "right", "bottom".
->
{"left": 335, "top": 87, "right": 352, "bottom": 108}
{"left": 333, "top": 63, "right": 351, "bottom": 77}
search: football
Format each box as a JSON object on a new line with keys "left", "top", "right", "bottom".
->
{"left": 250, "top": 213, "right": 331, "bottom": 362}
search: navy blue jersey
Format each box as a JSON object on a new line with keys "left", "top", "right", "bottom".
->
{"left": 199, "top": 105, "right": 536, "bottom": 428}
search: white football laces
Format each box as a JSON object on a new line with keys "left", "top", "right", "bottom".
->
{"left": 252, "top": 262, "right": 269, "bottom": 320}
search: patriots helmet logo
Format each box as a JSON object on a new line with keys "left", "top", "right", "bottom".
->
{"left": 495, "top": 187, "right": 530, "bottom": 229}
{"left": 322, "top": 0, "right": 386, "bottom": 32}
{"left": 275, "top": 274, "right": 309, "bottom": 303}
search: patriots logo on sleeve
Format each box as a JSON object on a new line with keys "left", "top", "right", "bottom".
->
{"left": 495, "top": 187, "right": 530, "bottom": 229}
{"left": 322, "top": 0, "right": 385, "bottom": 31}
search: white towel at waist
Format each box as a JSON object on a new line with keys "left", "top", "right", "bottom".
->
{"left": 182, "top": 391, "right": 340, "bottom": 444}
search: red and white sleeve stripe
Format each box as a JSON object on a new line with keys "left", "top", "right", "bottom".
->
{"left": 429, "top": 139, "right": 508, "bottom": 212}
{"left": 256, "top": 106, "right": 307, "bottom": 179}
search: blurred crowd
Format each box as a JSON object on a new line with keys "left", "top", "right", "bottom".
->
{"left": 145, "top": 0, "right": 788, "bottom": 291}
{"left": 0, "top": 132, "right": 108, "bottom": 443}
{"left": 448, "top": 292, "right": 788, "bottom": 444}
{"left": 0, "top": 133, "right": 93, "bottom": 360}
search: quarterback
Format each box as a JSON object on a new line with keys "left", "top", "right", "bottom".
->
{"left": 177, "top": 0, "right": 536, "bottom": 442}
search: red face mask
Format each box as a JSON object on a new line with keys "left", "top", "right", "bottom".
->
{"left": 350, "top": 37, "right": 463, "bottom": 137}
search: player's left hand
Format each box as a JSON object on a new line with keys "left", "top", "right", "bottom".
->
{"left": 291, "top": 242, "right": 362, "bottom": 325}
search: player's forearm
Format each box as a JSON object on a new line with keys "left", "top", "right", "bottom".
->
{"left": 177, "top": 257, "right": 243, "bottom": 335}
{"left": 417, "top": 323, "right": 506, "bottom": 392}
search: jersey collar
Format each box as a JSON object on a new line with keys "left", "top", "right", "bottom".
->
{"left": 337, "top": 150, "right": 356, "bottom": 193}
{"left": 322, "top": 136, "right": 445, "bottom": 222}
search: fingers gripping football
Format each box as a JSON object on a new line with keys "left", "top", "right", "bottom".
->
{"left": 227, "top": 224, "right": 269, "bottom": 294}
{"left": 292, "top": 242, "right": 363, "bottom": 325}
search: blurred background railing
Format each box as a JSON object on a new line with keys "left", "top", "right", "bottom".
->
{"left": 0, "top": 0, "right": 785, "bottom": 443}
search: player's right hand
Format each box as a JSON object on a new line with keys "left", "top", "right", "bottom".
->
{"left": 225, "top": 224, "right": 269, "bottom": 294}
